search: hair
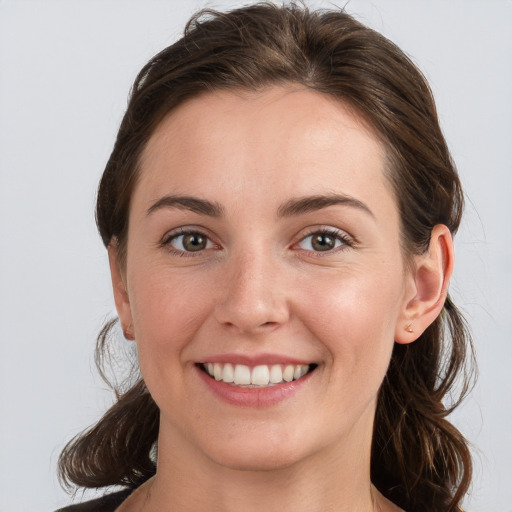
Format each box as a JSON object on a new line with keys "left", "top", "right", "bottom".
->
{"left": 58, "top": 3, "right": 476, "bottom": 511}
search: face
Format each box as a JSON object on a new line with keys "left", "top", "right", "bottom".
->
{"left": 112, "top": 87, "right": 417, "bottom": 472}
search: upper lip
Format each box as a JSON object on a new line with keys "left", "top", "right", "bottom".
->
{"left": 197, "top": 353, "right": 315, "bottom": 366}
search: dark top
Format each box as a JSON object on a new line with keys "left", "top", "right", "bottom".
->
{"left": 55, "top": 489, "right": 132, "bottom": 512}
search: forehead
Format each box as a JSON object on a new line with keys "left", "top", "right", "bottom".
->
{"left": 136, "top": 86, "right": 395, "bottom": 219}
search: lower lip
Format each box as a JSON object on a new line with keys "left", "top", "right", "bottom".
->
{"left": 196, "top": 365, "right": 314, "bottom": 408}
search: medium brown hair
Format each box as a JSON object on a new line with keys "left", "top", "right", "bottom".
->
{"left": 59, "top": 4, "right": 475, "bottom": 511}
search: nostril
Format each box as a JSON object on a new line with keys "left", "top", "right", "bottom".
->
{"left": 220, "top": 319, "right": 281, "bottom": 335}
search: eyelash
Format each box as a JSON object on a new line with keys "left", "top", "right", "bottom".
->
{"left": 160, "top": 227, "right": 354, "bottom": 257}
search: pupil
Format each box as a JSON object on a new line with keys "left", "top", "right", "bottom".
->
{"left": 312, "top": 234, "right": 334, "bottom": 251}
{"left": 184, "top": 233, "right": 206, "bottom": 251}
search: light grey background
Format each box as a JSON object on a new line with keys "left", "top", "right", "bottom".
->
{"left": 1, "top": 1, "right": 511, "bottom": 511}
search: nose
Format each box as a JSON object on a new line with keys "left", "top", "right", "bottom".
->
{"left": 213, "top": 249, "right": 290, "bottom": 334}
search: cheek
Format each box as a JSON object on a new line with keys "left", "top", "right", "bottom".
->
{"left": 295, "top": 266, "right": 405, "bottom": 372}
{"left": 284, "top": 264, "right": 407, "bottom": 433}
{"left": 128, "top": 267, "right": 213, "bottom": 373}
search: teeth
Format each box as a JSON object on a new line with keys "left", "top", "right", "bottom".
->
{"left": 234, "top": 364, "right": 251, "bottom": 385}
{"left": 282, "top": 365, "right": 294, "bottom": 382}
{"left": 251, "top": 365, "right": 270, "bottom": 386}
{"left": 293, "top": 365, "right": 309, "bottom": 380}
{"left": 269, "top": 364, "right": 283, "bottom": 384}
{"left": 203, "top": 363, "right": 312, "bottom": 387}
{"left": 222, "top": 363, "right": 234, "bottom": 383}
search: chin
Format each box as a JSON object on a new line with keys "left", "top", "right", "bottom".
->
{"left": 195, "top": 425, "right": 321, "bottom": 473}
{"left": 207, "top": 445, "right": 306, "bottom": 473}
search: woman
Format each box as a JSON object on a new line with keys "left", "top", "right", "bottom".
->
{"left": 57, "top": 3, "right": 474, "bottom": 511}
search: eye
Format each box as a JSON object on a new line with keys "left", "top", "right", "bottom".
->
{"left": 297, "top": 229, "right": 352, "bottom": 253}
{"left": 164, "top": 230, "right": 214, "bottom": 254}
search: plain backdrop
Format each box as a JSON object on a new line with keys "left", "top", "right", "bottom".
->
{"left": 1, "top": 1, "right": 511, "bottom": 511}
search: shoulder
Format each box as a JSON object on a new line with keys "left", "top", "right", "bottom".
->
{"left": 55, "top": 489, "right": 133, "bottom": 512}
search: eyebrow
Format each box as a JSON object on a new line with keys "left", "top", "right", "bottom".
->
{"left": 147, "top": 195, "right": 224, "bottom": 217}
{"left": 146, "top": 193, "right": 373, "bottom": 219}
{"left": 277, "top": 193, "right": 374, "bottom": 218}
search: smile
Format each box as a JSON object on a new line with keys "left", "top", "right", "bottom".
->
{"left": 201, "top": 362, "right": 316, "bottom": 387}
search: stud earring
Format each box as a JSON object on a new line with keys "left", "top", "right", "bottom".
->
{"left": 123, "top": 324, "right": 134, "bottom": 340}
{"left": 405, "top": 324, "right": 414, "bottom": 333}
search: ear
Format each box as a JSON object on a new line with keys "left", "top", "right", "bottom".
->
{"left": 108, "top": 242, "right": 134, "bottom": 340}
{"left": 395, "top": 224, "right": 454, "bottom": 344}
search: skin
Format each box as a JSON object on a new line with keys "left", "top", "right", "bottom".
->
{"left": 110, "top": 86, "right": 453, "bottom": 512}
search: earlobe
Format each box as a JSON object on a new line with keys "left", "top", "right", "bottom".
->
{"left": 108, "top": 242, "right": 134, "bottom": 340}
{"left": 395, "top": 225, "right": 454, "bottom": 344}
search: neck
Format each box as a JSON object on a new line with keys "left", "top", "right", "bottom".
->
{"left": 137, "top": 417, "right": 382, "bottom": 512}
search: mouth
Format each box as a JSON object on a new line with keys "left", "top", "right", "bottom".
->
{"left": 198, "top": 362, "right": 318, "bottom": 388}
